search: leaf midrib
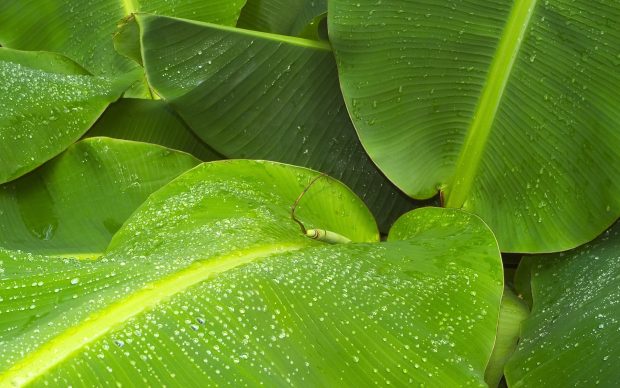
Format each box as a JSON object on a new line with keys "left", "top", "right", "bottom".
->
{"left": 0, "top": 242, "right": 307, "bottom": 387}
{"left": 446, "top": 0, "right": 538, "bottom": 208}
{"left": 137, "top": 13, "right": 332, "bottom": 52}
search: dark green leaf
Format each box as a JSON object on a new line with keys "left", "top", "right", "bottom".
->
{"left": 127, "top": 13, "right": 418, "bottom": 231}
{"left": 237, "top": 0, "right": 326, "bottom": 37}
{"left": 86, "top": 98, "right": 223, "bottom": 161}
{"left": 484, "top": 287, "right": 528, "bottom": 388}
{"left": 506, "top": 222, "right": 620, "bottom": 386}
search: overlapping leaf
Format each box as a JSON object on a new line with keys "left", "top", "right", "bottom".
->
{"left": 86, "top": 98, "right": 222, "bottom": 161}
{"left": 0, "top": 48, "right": 136, "bottom": 183}
{"left": 123, "top": 13, "right": 419, "bottom": 231}
{"left": 329, "top": 0, "right": 620, "bottom": 252}
{"left": 0, "top": 160, "right": 503, "bottom": 386}
{"left": 237, "top": 0, "right": 326, "bottom": 37}
{"left": 484, "top": 287, "right": 528, "bottom": 388}
{"left": 506, "top": 221, "right": 620, "bottom": 386}
{"left": 0, "top": 138, "right": 199, "bottom": 257}
{"left": 0, "top": 0, "right": 246, "bottom": 77}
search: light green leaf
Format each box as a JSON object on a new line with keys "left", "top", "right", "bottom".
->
{"left": 329, "top": 0, "right": 620, "bottom": 252}
{"left": 505, "top": 222, "right": 620, "bottom": 386}
{"left": 113, "top": 14, "right": 144, "bottom": 67}
{"left": 86, "top": 98, "right": 223, "bottom": 161}
{"left": 128, "top": 13, "right": 419, "bottom": 231}
{"left": 484, "top": 287, "right": 528, "bottom": 388}
{"left": 237, "top": 0, "right": 326, "bottom": 37}
{"left": 0, "top": 0, "right": 247, "bottom": 96}
{"left": 0, "top": 48, "right": 137, "bottom": 184}
{"left": 0, "top": 160, "right": 503, "bottom": 386}
{"left": 0, "top": 137, "right": 199, "bottom": 258}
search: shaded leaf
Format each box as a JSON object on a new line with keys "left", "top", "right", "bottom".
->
{"left": 237, "top": 0, "right": 326, "bottom": 37}
{"left": 0, "top": 138, "right": 199, "bottom": 258}
{"left": 86, "top": 98, "right": 223, "bottom": 161}
{"left": 505, "top": 222, "right": 620, "bottom": 386}
{"left": 297, "top": 12, "right": 328, "bottom": 41}
{"left": 113, "top": 14, "right": 143, "bottom": 66}
{"left": 484, "top": 287, "right": 528, "bottom": 388}
{"left": 128, "top": 13, "right": 418, "bottom": 231}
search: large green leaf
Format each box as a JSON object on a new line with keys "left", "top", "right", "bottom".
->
{"left": 0, "top": 160, "right": 503, "bottom": 386}
{"left": 127, "top": 13, "right": 419, "bottom": 231}
{"left": 0, "top": 48, "right": 137, "bottom": 184}
{"left": 505, "top": 221, "right": 620, "bottom": 386}
{"left": 0, "top": 0, "right": 247, "bottom": 78}
{"left": 86, "top": 98, "right": 223, "bottom": 161}
{"left": 0, "top": 137, "right": 199, "bottom": 258}
{"left": 329, "top": 0, "right": 620, "bottom": 252}
{"left": 237, "top": 0, "right": 326, "bottom": 37}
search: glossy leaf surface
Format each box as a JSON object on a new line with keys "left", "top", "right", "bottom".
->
{"left": 0, "top": 138, "right": 199, "bottom": 258}
{"left": 86, "top": 98, "right": 222, "bottom": 161}
{"left": 0, "top": 0, "right": 246, "bottom": 77}
{"left": 131, "top": 13, "right": 418, "bottom": 231}
{"left": 0, "top": 48, "right": 135, "bottom": 183}
{"left": 0, "top": 160, "right": 503, "bottom": 386}
{"left": 329, "top": 0, "right": 620, "bottom": 252}
{"left": 506, "top": 222, "right": 620, "bottom": 386}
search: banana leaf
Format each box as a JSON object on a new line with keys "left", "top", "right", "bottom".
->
{"left": 485, "top": 287, "right": 528, "bottom": 388}
{"left": 0, "top": 0, "right": 247, "bottom": 78}
{"left": 117, "top": 13, "right": 420, "bottom": 232}
{"left": 329, "top": 0, "right": 620, "bottom": 253}
{"left": 0, "top": 138, "right": 199, "bottom": 258}
{"left": 0, "top": 48, "right": 137, "bottom": 184}
{"left": 297, "top": 12, "right": 328, "bottom": 42}
{"left": 237, "top": 0, "right": 326, "bottom": 37}
{"left": 86, "top": 98, "right": 223, "bottom": 161}
{"left": 506, "top": 221, "right": 620, "bottom": 386}
{"left": 0, "top": 160, "right": 503, "bottom": 386}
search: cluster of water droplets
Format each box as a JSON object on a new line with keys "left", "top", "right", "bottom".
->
{"left": 508, "top": 225, "right": 620, "bottom": 385}
{"left": 0, "top": 58, "right": 117, "bottom": 179}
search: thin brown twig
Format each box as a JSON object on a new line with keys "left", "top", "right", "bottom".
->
{"left": 291, "top": 173, "right": 327, "bottom": 233}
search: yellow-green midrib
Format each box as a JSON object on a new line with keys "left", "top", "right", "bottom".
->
{"left": 0, "top": 242, "right": 306, "bottom": 387}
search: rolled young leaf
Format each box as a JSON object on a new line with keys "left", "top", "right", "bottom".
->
{"left": 329, "top": 0, "right": 620, "bottom": 252}
{"left": 0, "top": 48, "right": 138, "bottom": 183}
{"left": 0, "top": 160, "right": 503, "bottom": 386}
{"left": 505, "top": 221, "right": 620, "bottom": 386}
{"left": 484, "top": 287, "right": 529, "bottom": 388}
{"left": 0, "top": 137, "right": 200, "bottom": 258}
{"left": 297, "top": 12, "right": 328, "bottom": 42}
